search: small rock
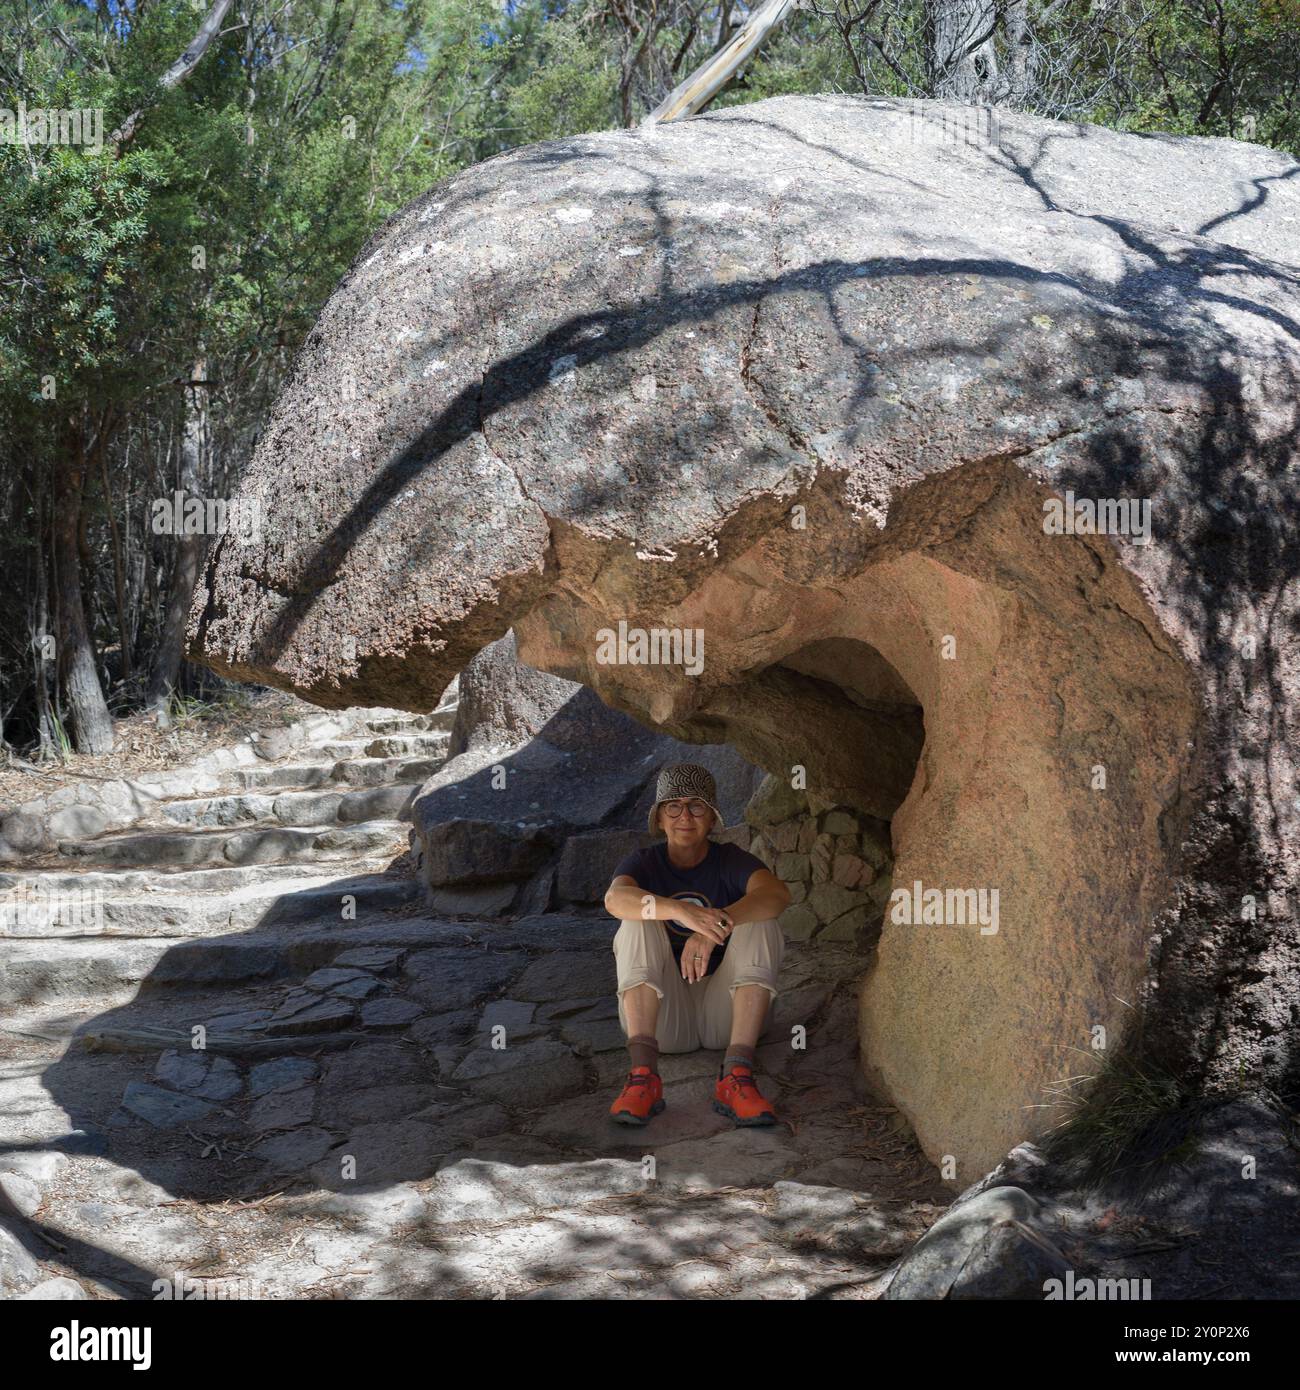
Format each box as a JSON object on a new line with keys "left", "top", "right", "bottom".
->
{"left": 0, "top": 1172, "right": 42, "bottom": 1218}
{"left": 48, "top": 805, "right": 111, "bottom": 840}
{"left": 885, "top": 1186, "right": 1048, "bottom": 1300}
{"left": 312, "top": 1120, "right": 437, "bottom": 1185}
{"left": 334, "top": 946, "right": 404, "bottom": 974}
{"left": 205, "top": 1009, "right": 272, "bottom": 1034}
{"left": 249, "top": 1085, "right": 316, "bottom": 1131}
{"left": 360, "top": 997, "right": 423, "bottom": 1030}
{"left": 831, "top": 853, "right": 876, "bottom": 890}
{"left": 805, "top": 881, "right": 861, "bottom": 922}
{"left": 320, "top": 1042, "right": 425, "bottom": 1093}
{"left": 268, "top": 989, "right": 319, "bottom": 1019}
{"left": 480, "top": 1000, "right": 536, "bottom": 1032}
{"left": 17, "top": 1276, "right": 88, "bottom": 1300}
{"left": 745, "top": 774, "right": 809, "bottom": 827}
{"left": 775, "top": 852, "right": 811, "bottom": 881}
{"left": 248, "top": 1057, "right": 318, "bottom": 1097}
{"left": 253, "top": 729, "right": 296, "bottom": 761}
{"left": 253, "top": 1127, "right": 336, "bottom": 1172}
{"left": 1, "top": 811, "right": 49, "bottom": 853}
{"left": 155, "top": 1049, "right": 244, "bottom": 1101}
{"left": 408, "top": 1010, "right": 476, "bottom": 1049}
{"left": 0, "top": 1151, "right": 67, "bottom": 1183}
{"left": 452, "top": 1039, "right": 585, "bottom": 1106}
{"left": 264, "top": 997, "right": 356, "bottom": 1036}
{"left": 331, "top": 976, "right": 386, "bottom": 1001}
{"left": 765, "top": 821, "right": 801, "bottom": 853}
{"left": 0, "top": 1221, "right": 39, "bottom": 1294}
{"left": 778, "top": 903, "right": 819, "bottom": 941}
{"left": 304, "top": 966, "right": 375, "bottom": 994}
{"left": 121, "top": 1082, "right": 217, "bottom": 1129}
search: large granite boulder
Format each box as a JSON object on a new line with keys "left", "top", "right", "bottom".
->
{"left": 192, "top": 95, "right": 1300, "bottom": 1182}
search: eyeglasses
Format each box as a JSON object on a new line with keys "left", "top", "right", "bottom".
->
{"left": 661, "top": 799, "right": 712, "bottom": 819}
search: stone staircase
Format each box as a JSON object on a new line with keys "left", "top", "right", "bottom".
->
{"left": 0, "top": 702, "right": 952, "bottom": 1301}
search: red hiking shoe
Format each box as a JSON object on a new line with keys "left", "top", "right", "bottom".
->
{"left": 609, "top": 1065, "right": 665, "bottom": 1126}
{"left": 713, "top": 1065, "right": 777, "bottom": 1127}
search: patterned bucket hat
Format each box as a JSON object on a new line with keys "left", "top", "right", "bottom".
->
{"left": 647, "top": 763, "right": 723, "bottom": 834}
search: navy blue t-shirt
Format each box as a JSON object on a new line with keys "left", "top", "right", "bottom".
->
{"left": 610, "top": 839, "right": 769, "bottom": 977}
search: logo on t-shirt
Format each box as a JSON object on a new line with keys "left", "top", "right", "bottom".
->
{"left": 666, "top": 888, "right": 710, "bottom": 934}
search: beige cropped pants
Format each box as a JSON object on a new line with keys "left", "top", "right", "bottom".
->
{"left": 611, "top": 917, "right": 785, "bottom": 1053}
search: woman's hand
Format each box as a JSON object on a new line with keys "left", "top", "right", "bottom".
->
{"left": 680, "top": 932, "right": 717, "bottom": 983}
{"left": 669, "top": 902, "right": 733, "bottom": 945}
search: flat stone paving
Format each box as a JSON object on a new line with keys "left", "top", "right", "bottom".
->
{"left": 0, "top": 899, "right": 952, "bottom": 1300}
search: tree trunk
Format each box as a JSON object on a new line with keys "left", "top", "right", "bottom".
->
{"left": 1005, "top": 0, "right": 1032, "bottom": 104}
{"left": 98, "top": 417, "right": 131, "bottom": 683}
{"left": 148, "top": 360, "right": 208, "bottom": 719}
{"left": 930, "top": 0, "right": 998, "bottom": 101}
{"left": 53, "top": 417, "right": 114, "bottom": 754}
{"left": 643, "top": 0, "right": 798, "bottom": 126}
{"left": 32, "top": 472, "right": 57, "bottom": 760}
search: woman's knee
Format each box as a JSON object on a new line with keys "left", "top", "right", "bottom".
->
{"left": 728, "top": 919, "right": 785, "bottom": 969}
{"left": 613, "top": 917, "right": 664, "bottom": 948}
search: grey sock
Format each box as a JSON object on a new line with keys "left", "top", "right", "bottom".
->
{"left": 628, "top": 1034, "right": 659, "bottom": 1072}
{"left": 722, "top": 1044, "right": 757, "bottom": 1075}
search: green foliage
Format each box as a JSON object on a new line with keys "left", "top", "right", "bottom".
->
{"left": 1039, "top": 1041, "right": 1217, "bottom": 1194}
{"left": 505, "top": 12, "right": 619, "bottom": 143}
{"left": 802, "top": 0, "right": 1300, "bottom": 155}
{"left": 0, "top": 143, "right": 157, "bottom": 397}
{"left": 1104, "top": 0, "right": 1300, "bottom": 152}
{"left": 710, "top": 9, "right": 862, "bottom": 107}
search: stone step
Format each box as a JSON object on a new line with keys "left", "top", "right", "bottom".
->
{"left": 317, "top": 733, "right": 449, "bottom": 760}
{"left": 156, "top": 781, "right": 422, "bottom": 831}
{"left": 53, "top": 820, "right": 410, "bottom": 870}
{"left": 238, "top": 754, "right": 444, "bottom": 793}
{"left": 0, "top": 856, "right": 395, "bottom": 899}
{"left": 0, "top": 938, "right": 171, "bottom": 1008}
{"left": 0, "top": 900, "right": 451, "bottom": 1006}
{"left": 426, "top": 704, "right": 457, "bottom": 733}
{"left": 0, "top": 869, "right": 420, "bottom": 939}
{"left": 362, "top": 713, "right": 437, "bottom": 735}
